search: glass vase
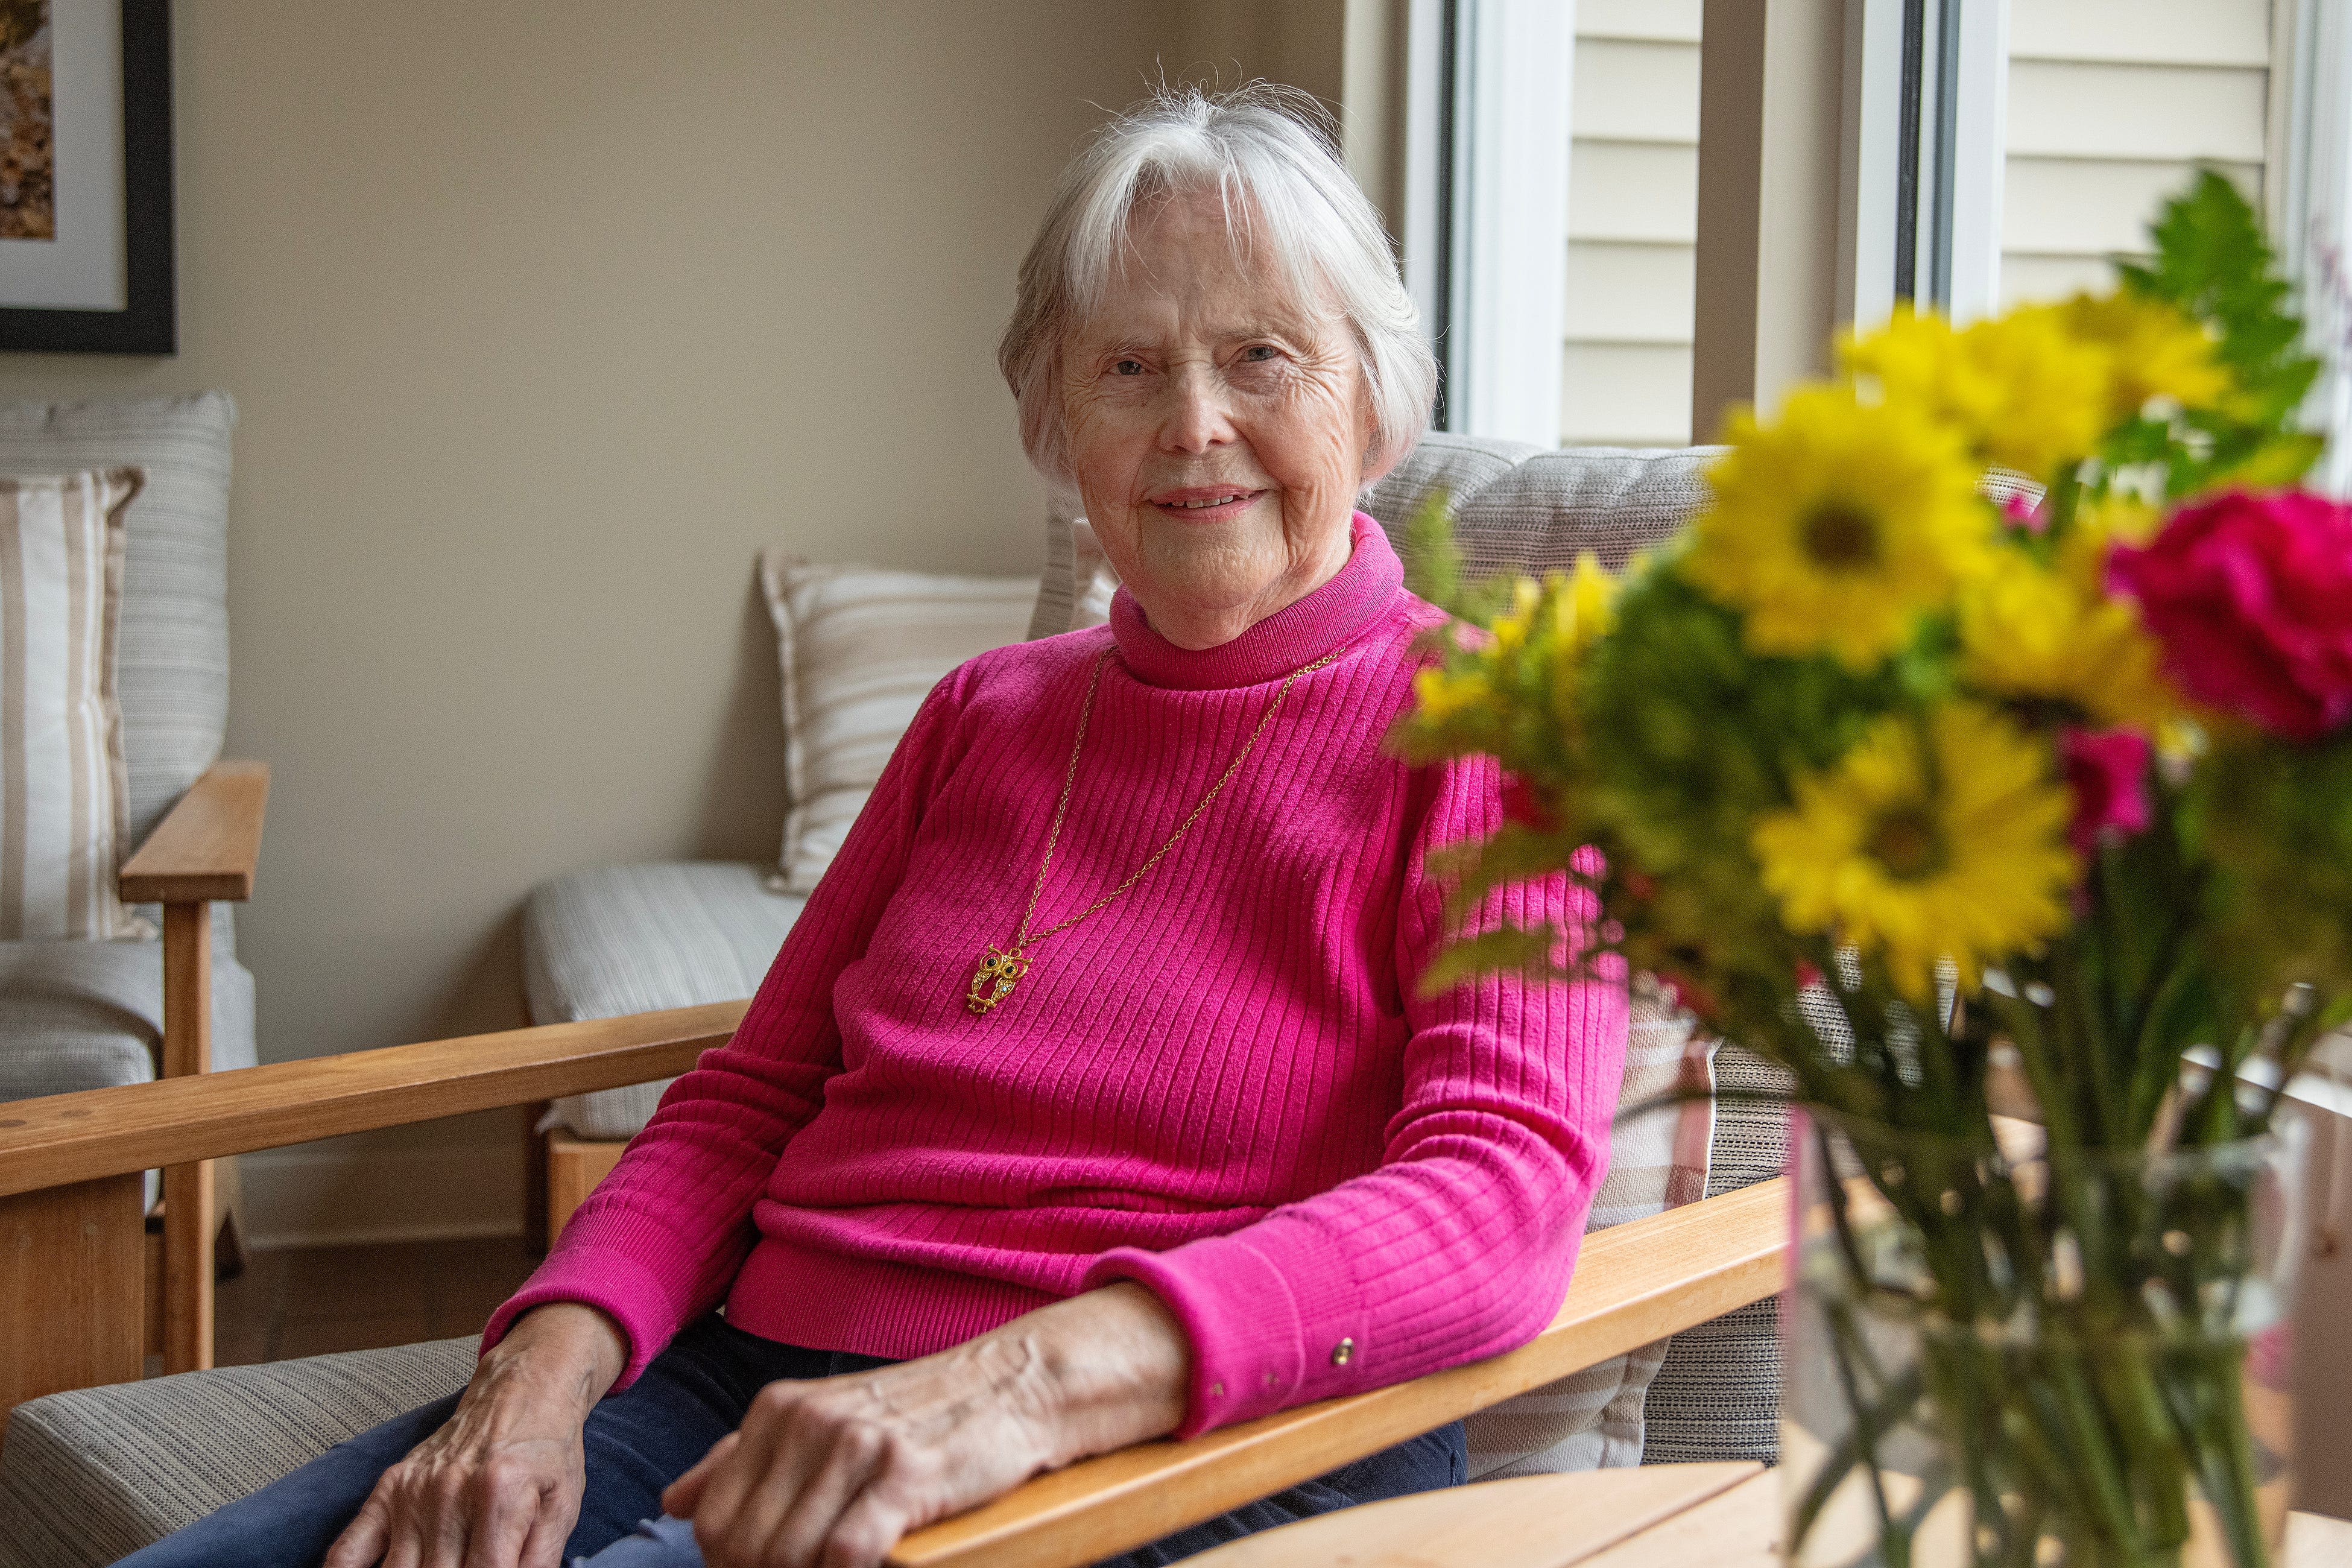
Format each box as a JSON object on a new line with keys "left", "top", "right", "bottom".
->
{"left": 1779, "top": 1110, "right": 2309, "bottom": 1568}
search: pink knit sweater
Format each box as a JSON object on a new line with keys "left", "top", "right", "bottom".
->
{"left": 484, "top": 514, "right": 1628, "bottom": 1438}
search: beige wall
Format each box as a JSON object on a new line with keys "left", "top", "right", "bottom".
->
{"left": 1154, "top": 0, "right": 1406, "bottom": 263}
{"left": 1160, "top": 0, "right": 1348, "bottom": 107}
{"left": 0, "top": 1, "right": 1184, "bottom": 1237}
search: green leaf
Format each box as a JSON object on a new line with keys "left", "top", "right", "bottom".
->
{"left": 1414, "top": 923, "right": 1564, "bottom": 997}
{"left": 1398, "top": 491, "right": 1464, "bottom": 612}
{"left": 2120, "top": 169, "right": 2326, "bottom": 492}
{"left": 2211, "top": 432, "right": 2327, "bottom": 489}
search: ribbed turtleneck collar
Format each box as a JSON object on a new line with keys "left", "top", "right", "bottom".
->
{"left": 1108, "top": 512, "right": 1405, "bottom": 690}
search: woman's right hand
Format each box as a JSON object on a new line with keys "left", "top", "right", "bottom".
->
{"left": 323, "top": 1301, "right": 628, "bottom": 1568}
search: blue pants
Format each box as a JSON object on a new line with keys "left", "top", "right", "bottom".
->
{"left": 122, "top": 1315, "right": 1466, "bottom": 1567}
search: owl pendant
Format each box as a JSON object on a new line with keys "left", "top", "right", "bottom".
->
{"left": 966, "top": 945, "right": 1030, "bottom": 1016}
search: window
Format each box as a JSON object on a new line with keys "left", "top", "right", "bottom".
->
{"left": 1406, "top": 0, "right": 1699, "bottom": 449}
{"left": 1408, "top": 0, "right": 2351, "bottom": 471}
{"left": 1409, "top": 0, "right": 1575, "bottom": 446}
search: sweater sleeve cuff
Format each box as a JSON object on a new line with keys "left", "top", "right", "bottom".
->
{"left": 1084, "top": 1233, "right": 1313, "bottom": 1438}
{"left": 479, "top": 1247, "right": 679, "bottom": 1391}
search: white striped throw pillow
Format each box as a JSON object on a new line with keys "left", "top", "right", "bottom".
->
{"left": 760, "top": 553, "right": 1040, "bottom": 894}
{"left": 0, "top": 469, "right": 146, "bottom": 940}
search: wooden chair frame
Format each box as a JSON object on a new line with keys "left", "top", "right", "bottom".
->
{"left": 110, "top": 758, "right": 271, "bottom": 1376}
{"left": 0, "top": 997, "right": 1786, "bottom": 1568}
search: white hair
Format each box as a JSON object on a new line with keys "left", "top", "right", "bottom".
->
{"left": 998, "top": 83, "right": 1436, "bottom": 490}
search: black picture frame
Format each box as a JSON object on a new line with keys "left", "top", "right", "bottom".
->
{"left": 0, "top": 0, "right": 174, "bottom": 355}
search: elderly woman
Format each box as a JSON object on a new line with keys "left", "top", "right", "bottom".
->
{"left": 129, "top": 85, "right": 1626, "bottom": 1568}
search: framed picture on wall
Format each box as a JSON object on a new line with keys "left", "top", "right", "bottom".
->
{"left": 0, "top": 0, "right": 172, "bottom": 354}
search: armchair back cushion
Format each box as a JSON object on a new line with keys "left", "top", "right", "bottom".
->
{"left": 0, "top": 395, "right": 237, "bottom": 873}
{"left": 0, "top": 469, "right": 145, "bottom": 938}
{"left": 0, "top": 400, "right": 254, "bottom": 1129}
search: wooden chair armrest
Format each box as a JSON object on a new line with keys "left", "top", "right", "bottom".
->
{"left": 0, "top": 1000, "right": 746, "bottom": 1197}
{"left": 119, "top": 760, "right": 271, "bottom": 903}
{"left": 0, "top": 1006, "right": 1787, "bottom": 1564}
{"left": 888, "top": 1178, "right": 1791, "bottom": 1568}
{"left": 1, "top": 1002, "right": 745, "bottom": 1417}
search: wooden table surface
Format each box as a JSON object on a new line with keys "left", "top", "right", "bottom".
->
{"left": 1184, "top": 1462, "right": 2352, "bottom": 1567}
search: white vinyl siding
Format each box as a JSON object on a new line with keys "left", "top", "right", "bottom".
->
{"left": 1565, "top": 242, "right": 1697, "bottom": 341}
{"left": 1561, "top": 5, "right": 1700, "bottom": 447}
{"left": 1562, "top": 343, "right": 1694, "bottom": 450}
{"left": 2000, "top": 0, "right": 2278, "bottom": 308}
{"left": 2009, "top": 1, "right": 2273, "bottom": 68}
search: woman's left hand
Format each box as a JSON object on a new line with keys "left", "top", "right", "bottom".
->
{"left": 661, "top": 1282, "right": 1189, "bottom": 1568}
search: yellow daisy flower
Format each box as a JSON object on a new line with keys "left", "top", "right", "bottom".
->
{"left": 1544, "top": 551, "right": 1620, "bottom": 725}
{"left": 1843, "top": 305, "right": 2110, "bottom": 480}
{"left": 1412, "top": 664, "right": 1491, "bottom": 724}
{"left": 1685, "top": 386, "right": 1990, "bottom": 671}
{"left": 1490, "top": 577, "right": 1543, "bottom": 654}
{"left": 1750, "top": 701, "right": 2077, "bottom": 1001}
{"left": 2072, "top": 490, "right": 2163, "bottom": 549}
{"left": 2056, "top": 291, "right": 2230, "bottom": 423}
{"left": 1959, "top": 535, "right": 2178, "bottom": 730}
{"left": 1549, "top": 552, "right": 1618, "bottom": 657}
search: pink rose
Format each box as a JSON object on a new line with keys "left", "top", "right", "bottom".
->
{"left": 2061, "top": 727, "right": 2152, "bottom": 858}
{"left": 2108, "top": 490, "right": 2352, "bottom": 740}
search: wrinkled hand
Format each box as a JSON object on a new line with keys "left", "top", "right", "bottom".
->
{"left": 324, "top": 1302, "right": 627, "bottom": 1568}
{"left": 665, "top": 1283, "right": 1188, "bottom": 1568}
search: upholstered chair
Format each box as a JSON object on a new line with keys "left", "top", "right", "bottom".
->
{"left": 0, "top": 393, "right": 268, "bottom": 1374}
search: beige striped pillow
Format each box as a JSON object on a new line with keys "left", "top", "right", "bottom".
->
{"left": 760, "top": 552, "right": 1041, "bottom": 894}
{"left": 0, "top": 469, "right": 146, "bottom": 940}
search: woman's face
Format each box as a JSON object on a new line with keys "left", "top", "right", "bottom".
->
{"left": 1061, "top": 190, "right": 1374, "bottom": 650}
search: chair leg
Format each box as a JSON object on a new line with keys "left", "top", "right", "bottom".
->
{"left": 160, "top": 900, "right": 215, "bottom": 1374}
{"left": 143, "top": 1193, "right": 244, "bottom": 1361}
{"left": 1, "top": 1174, "right": 146, "bottom": 1426}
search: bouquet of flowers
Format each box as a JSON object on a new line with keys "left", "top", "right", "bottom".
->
{"left": 1396, "top": 173, "right": 2348, "bottom": 1568}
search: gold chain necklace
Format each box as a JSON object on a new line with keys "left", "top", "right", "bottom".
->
{"left": 964, "top": 643, "right": 1344, "bottom": 1016}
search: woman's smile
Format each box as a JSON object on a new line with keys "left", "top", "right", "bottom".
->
{"left": 1146, "top": 485, "right": 1268, "bottom": 522}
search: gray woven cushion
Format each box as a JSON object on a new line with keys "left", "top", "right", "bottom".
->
{"left": 0, "top": 928, "right": 256, "bottom": 1210}
{"left": 1361, "top": 435, "right": 1721, "bottom": 575}
{"left": 1358, "top": 429, "right": 1543, "bottom": 527}
{"left": 0, "top": 931, "right": 256, "bottom": 1100}
{"left": 0, "top": 1338, "right": 475, "bottom": 1568}
{"left": 524, "top": 862, "right": 808, "bottom": 1138}
{"left": 1639, "top": 1043, "right": 1793, "bottom": 1463}
{"left": 0, "top": 395, "right": 236, "bottom": 856}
